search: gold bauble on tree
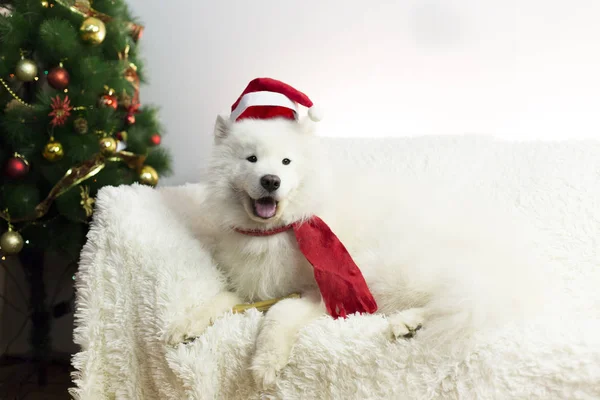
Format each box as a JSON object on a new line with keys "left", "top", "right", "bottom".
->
{"left": 99, "top": 137, "right": 117, "bottom": 154}
{"left": 139, "top": 165, "right": 159, "bottom": 186}
{"left": 15, "top": 58, "right": 38, "bottom": 82}
{"left": 43, "top": 139, "right": 64, "bottom": 161}
{"left": 80, "top": 17, "right": 106, "bottom": 45}
{"left": 0, "top": 229, "right": 24, "bottom": 255}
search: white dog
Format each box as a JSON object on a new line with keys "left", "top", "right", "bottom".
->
{"left": 167, "top": 79, "right": 551, "bottom": 389}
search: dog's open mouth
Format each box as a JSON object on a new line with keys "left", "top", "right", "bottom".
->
{"left": 253, "top": 197, "right": 278, "bottom": 219}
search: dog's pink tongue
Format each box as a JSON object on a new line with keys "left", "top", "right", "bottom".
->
{"left": 254, "top": 198, "right": 277, "bottom": 219}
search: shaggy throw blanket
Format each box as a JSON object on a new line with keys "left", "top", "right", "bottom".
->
{"left": 71, "top": 136, "right": 600, "bottom": 399}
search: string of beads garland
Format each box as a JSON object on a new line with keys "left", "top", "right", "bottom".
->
{"left": 0, "top": 77, "right": 33, "bottom": 108}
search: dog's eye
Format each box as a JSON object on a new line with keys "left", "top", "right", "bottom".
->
{"left": 282, "top": 158, "right": 291, "bottom": 165}
{"left": 246, "top": 155, "right": 258, "bottom": 163}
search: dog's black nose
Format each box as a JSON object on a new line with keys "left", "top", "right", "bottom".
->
{"left": 260, "top": 175, "right": 281, "bottom": 192}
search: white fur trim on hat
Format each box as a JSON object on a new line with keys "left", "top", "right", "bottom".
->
{"left": 230, "top": 91, "right": 298, "bottom": 122}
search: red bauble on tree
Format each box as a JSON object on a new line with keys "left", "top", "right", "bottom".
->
{"left": 4, "top": 154, "right": 30, "bottom": 179}
{"left": 124, "top": 103, "right": 140, "bottom": 125}
{"left": 47, "top": 66, "right": 70, "bottom": 90}
{"left": 99, "top": 94, "right": 118, "bottom": 110}
{"left": 149, "top": 133, "right": 161, "bottom": 146}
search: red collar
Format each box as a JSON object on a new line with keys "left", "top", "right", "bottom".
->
{"left": 233, "top": 224, "right": 294, "bottom": 236}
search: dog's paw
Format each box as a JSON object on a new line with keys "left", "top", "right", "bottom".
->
{"left": 388, "top": 308, "right": 425, "bottom": 340}
{"left": 250, "top": 325, "right": 295, "bottom": 390}
{"left": 250, "top": 346, "right": 289, "bottom": 390}
{"left": 164, "top": 292, "right": 243, "bottom": 346}
{"left": 164, "top": 315, "right": 212, "bottom": 346}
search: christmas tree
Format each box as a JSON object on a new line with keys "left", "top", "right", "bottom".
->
{"left": 0, "top": 0, "right": 171, "bottom": 384}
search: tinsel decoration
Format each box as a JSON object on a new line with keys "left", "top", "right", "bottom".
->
{"left": 79, "top": 186, "right": 95, "bottom": 217}
{"left": 0, "top": 151, "right": 148, "bottom": 224}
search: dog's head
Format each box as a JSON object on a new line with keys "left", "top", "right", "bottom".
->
{"left": 206, "top": 115, "right": 326, "bottom": 227}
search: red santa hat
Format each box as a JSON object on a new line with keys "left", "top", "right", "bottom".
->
{"left": 230, "top": 77, "right": 323, "bottom": 123}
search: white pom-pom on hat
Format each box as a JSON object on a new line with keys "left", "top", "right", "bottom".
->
{"left": 307, "top": 105, "right": 323, "bottom": 122}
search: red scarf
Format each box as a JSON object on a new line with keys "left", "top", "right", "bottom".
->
{"left": 234, "top": 216, "right": 378, "bottom": 319}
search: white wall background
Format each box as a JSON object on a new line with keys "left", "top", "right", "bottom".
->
{"left": 128, "top": 0, "right": 600, "bottom": 186}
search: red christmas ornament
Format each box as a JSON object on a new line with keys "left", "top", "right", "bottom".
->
{"left": 4, "top": 155, "right": 30, "bottom": 179}
{"left": 99, "top": 94, "right": 118, "bottom": 110}
{"left": 124, "top": 103, "right": 140, "bottom": 125}
{"left": 149, "top": 133, "right": 161, "bottom": 146}
{"left": 47, "top": 66, "right": 70, "bottom": 90}
{"left": 48, "top": 95, "right": 73, "bottom": 127}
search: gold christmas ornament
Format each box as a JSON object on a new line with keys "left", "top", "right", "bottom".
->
{"left": 139, "top": 165, "right": 158, "bottom": 186}
{"left": 41, "top": 0, "right": 49, "bottom": 8}
{"left": 80, "top": 17, "right": 106, "bottom": 45}
{"left": 0, "top": 229, "right": 24, "bottom": 255}
{"left": 15, "top": 58, "right": 38, "bottom": 81}
{"left": 43, "top": 139, "right": 64, "bottom": 161}
{"left": 99, "top": 137, "right": 117, "bottom": 154}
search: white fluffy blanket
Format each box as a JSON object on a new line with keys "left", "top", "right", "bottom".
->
{"left": 71, "top": 136, "right": 600, "bottom": 399}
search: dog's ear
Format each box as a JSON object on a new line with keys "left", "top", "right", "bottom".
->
{"left": 214, "top": 115, "right": 230, "bottom": 141}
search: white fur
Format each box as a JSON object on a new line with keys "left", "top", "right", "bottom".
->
{"left": 70, "top": 135, "right": 600, "bottom": 399}
{"left": 175, "top": 116, "right": 559, "bottom": 388}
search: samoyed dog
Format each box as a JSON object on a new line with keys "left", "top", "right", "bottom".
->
{"left": 167, "top": 80, "right": 552, "bottom": 389}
